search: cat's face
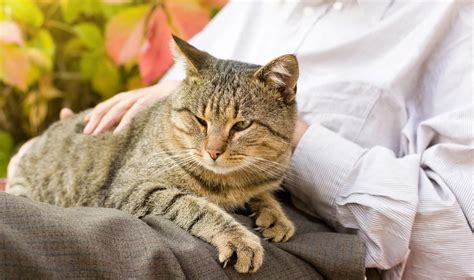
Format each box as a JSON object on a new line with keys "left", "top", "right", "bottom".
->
{"left": 169, "top": 36, "right": 298, "bottom": 175}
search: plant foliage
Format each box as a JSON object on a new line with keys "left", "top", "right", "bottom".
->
{"left": 0, "top": 0, "right": 227, "bottom": 177}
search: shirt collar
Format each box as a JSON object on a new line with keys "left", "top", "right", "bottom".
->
{"left": 357, "top": 0, "right": 393, "bottom": 23}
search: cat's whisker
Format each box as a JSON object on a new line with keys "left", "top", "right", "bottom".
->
{"left": 240, "top": 159, "right": 283, "bottom": 180}
{"left": 243, "top": 155, "right": 290, "bottom": 168}
{"left": 147, "top": 150, "right": 195, "bottom": 157}
{"left": 243, "top": 155, "right": 303, "bottom": 179}
{"left": 241, "top": 158, "right": 302, "bottom": 186}
{"left": 252, "top": 160, "right": 303, "bottom": 181}
{"left": 252, "top": 163, "right": 302, "bottom": 185}
{"left": 150, "top": 153, "right": 197, "bottom": 177}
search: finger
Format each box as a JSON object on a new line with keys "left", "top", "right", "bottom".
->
{"left": 113, "top": 101, "right": 148, "bottom": 134}
{"left": 60, "top": 108, "right": 74, "bottom": 120}
{"left": 83, "top": 94, "right": 130, "bottom": 134}
{"left": 83, "top": 93, "right": 124, "bottom": 123}
{"left": 83, "top": 113, "right": 101, "bottom": 134}
{"left": 91, "top": 99, "right": 134, "bottom": 135}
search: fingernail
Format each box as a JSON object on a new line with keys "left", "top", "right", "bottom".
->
{"left": 113, "top": 126, "right": 122, "bottom": 135}
{"left": 83, "top": 123, "right": 93, "bottom": 134}
{"left": 92, "top": 128, "right": 101, "bottom": 135}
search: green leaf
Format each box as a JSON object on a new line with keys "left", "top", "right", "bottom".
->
{"left": 29, "top": 29, "right": 56, "bottom": 58}
{"left": 81, "top": 0, "right": 103, "bottom": 15}
{"left": 79, "top": 52, "right": 100, "bottom": 79}
{"left": 63, "top": 38, "right": 84, "bottom": 57}
{"left": 0, "top": 130, "right": 13, "bottom": 178}
{"left": 100, "top": 2, "right": 132, "bottom": 19}
{"left": 60, "top": 0, "right": 102, "bottom": 23}
{"left": 92, "top": 57, "right": 120, "bottom": 99}
{"left": 26, "top": 29, "right": 55, "bottom": 72}
{"left": 74, "top": 23, "right": 103, "bottom": 50}
{"left": 60, "top": 0, "right": 81, "bottom": 23}
{"left": 26, "top": 49, "right": 51, "bottom": 72}
{"left": 3, "top": 0, "right": 44, "bottom": 27}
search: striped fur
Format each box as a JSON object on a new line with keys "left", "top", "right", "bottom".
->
{"left": 8, "top": 37, "right": 299, "bottom": 273}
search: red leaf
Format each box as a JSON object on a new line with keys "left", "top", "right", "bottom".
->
{"left": 105, "top": 5, "right": 149, "bottom": 65}
{"left": 165, "top": 0, "right": 210, "bottom": 39}
{"left": 0, "top": 44, "right": 29, "bottom": 90}
{"left": 138, "top": 7, "right": 174, "bottom": 85}
{"left": 0, "top": 21, "right": 24, "bottom": 45}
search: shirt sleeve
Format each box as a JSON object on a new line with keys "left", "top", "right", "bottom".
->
{"left": 286, "top": 105, "right": 473, "bottom": 270}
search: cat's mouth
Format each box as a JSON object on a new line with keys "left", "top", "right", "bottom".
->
{"left": 199, "top": 156, "right": 243, "bottom": 175}
{"left": 195, "top": 150, "right": 251, "bottom": 175}
{"left": 201, "top": 162, "right": 241, "bottom": 175}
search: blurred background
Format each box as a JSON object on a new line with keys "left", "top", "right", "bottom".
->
{"left": 0, "top": 0, "right": 227, "bottom": 178}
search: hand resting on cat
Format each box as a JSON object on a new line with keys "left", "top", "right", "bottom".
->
{"left": 83, "top": 80, "right": 181, "bottom": 135}
{"left": 7, "top": 36, "right": 299, "bottom": 273}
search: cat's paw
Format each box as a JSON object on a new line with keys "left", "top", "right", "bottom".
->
{"left": 215, "top": 230, "right": 264, "bottom": 273}
{"left": 253, "top": 208, "right": 295, "bottom": 242}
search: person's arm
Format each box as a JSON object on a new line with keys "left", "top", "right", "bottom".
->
{"left": 286, "top": 106, "right": 473, "bottom": 270}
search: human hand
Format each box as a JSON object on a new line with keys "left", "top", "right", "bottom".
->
{"left": 291, "top": 118, "right": 309, "bottom": 153}
{"left": 83, "top": 80, "right": 181, "bottom": 135}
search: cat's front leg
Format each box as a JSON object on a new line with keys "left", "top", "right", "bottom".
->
{"left": 249, "top": 192, "right": 295, "bottom": 242}
{"left": 119, "top": 186, "right": 264, "bottom": 273}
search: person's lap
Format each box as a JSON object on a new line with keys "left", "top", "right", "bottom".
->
{"left": 0, "top": 191, "right": 365, "bottom": 279}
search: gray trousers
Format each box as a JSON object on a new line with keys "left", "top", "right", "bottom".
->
{"left": 0, "top": 192, "right": 365, "bottom": 279}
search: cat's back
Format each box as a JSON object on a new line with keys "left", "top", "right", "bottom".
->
{"left": 11, "top": 110, "right": 130, "bottom": 207}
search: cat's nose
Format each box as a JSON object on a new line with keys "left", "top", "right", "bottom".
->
{"left": 206, "top": 149, "right": 222, "bottom": 161}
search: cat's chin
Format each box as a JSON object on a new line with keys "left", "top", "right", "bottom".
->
{"left": 201, "top": 162, "right": 241, "bottom": 175}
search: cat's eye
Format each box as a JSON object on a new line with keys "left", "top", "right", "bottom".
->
{"left": 195, "top": 116, "right": 207, "bottom": 127}
{"left": 232, "top": 120, "right": 253, "bottom": 132}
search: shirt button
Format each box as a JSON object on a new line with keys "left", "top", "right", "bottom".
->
{"left": 303, "top": 6, "right": 315, "bottom": 16}
{"left": 333, "top": 1, "right": 344, "bottom": 11}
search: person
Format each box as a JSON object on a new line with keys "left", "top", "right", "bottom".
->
{"left": 6, "top": 0, "right": 473, "bottom": 279}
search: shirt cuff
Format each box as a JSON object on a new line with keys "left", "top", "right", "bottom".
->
{"left": 286, "top": 123, "right": 366, "bottom": 226}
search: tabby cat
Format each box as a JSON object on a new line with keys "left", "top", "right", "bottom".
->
{"left": 7, "top": 36, "right": 299, "bottom": 273}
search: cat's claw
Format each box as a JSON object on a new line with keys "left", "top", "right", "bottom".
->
{"left": 254, "top": 208, "right": 295, "bottom": 242}
{"left": 249, "top": 212, "right": 257, "bottom": 218}
{"left": 216, "top": 231, "right": 264, "bottom": 273}
{"left": 253, "top": 227, "right": 262, "bottom": 231}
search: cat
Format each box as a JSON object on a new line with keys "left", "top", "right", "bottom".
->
{"left": 7, "top": 36, "right": 299, "bottom": 273}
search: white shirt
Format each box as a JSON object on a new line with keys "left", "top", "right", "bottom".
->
{"left": 164, "top": 1, "right": 474, "bottom": 279}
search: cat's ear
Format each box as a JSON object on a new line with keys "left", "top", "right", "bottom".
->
{"left": 171, "top": 35, "right": 213, "bottom": 75}
{"left": 254, "top": 54, "right": 299, "bottom": 103}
